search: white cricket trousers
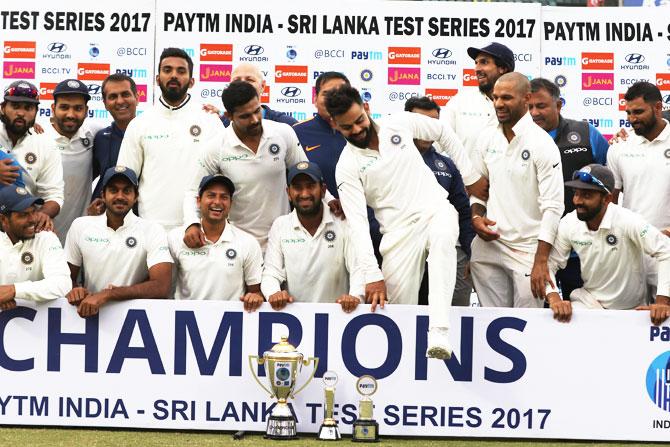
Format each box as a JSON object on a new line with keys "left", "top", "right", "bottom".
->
{"left": 379, "top": 207, "right": 458, "bottom": 328}
{"left": 470, "top": 237, "right": 544, "bottom": 308}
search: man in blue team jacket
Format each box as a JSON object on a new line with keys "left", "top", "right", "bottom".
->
{"left": 405, "top": 96, "right": 475, "bottom": 306}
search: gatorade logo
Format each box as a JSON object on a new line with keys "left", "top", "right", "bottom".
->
{"left": 199, "top": 44, "right": 233, "bottom": 62}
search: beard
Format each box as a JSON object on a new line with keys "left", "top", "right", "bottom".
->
{"left": 576, "top": 203, "right": 603, "bottom": 222}
{"left": 345, "top": 126, "right": 373, "bottom": 149}
{"left": 293, "top": 197, "right": 322, "bottom": 217}
{"left": 632, "top": 115, "right": 657, "bottom": 136}
{"left": 0, "top": 113, "right": 33, "bottom": 138}
{"left": 159, "top": 80, "right": 189, "bottom": 103}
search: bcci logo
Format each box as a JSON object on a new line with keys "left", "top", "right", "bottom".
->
{"left": 324, "top": 230, "right": 336, "bottom": 242}
{"left": 125, "top": 237, "right": 137, "bottom": 248}
{"left": 567, "top": 132, "right": 581, "bottom": 144}
{"left": 81, "top": 138, "right": 91, "bottom": 147}
{"left": 521, "top": 149, "right": 530, "bottom": 161}
{"left": 226, "top": 248, "right": 237, "bottom": 259}
{"left": 664, "top": 149, "right": 670, "bottom": 159}
{"left": 555, "top": 75, "right": 567, "bottom": 88}
{"left": 190, "top": 125, "right": 201, "bottom": 137}
{"left": 606, "top": 234, "right": 617, "bottom": 246}
{"left": 390, "top": 135, "right": 401, "bottom": 145}
{"left": 24, "top": 152, "right": 37, "bottom": 164}
{"left": 21, "top": 251, "right": 34, "bottom": 265}
{"left": 646, "top": 351, "right": 670, "bottom": 413}
{"left": 360, "top": 69, "right": 373, "bottom": 82}
{"left": 269, "top": 144, "right": 280, "bottom": 155}
{"left": 434, "top": 159, "right": 447, "bottom": 171}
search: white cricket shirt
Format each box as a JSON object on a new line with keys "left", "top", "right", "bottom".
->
{"left": 64, "top": 212, "right": 173, "bottom": 293}
{"left": 471, "top": 112, "right": 564, "bottom": 252}
{"left": 441, "top": 88, "right": 497, "bottom": 155}
{"left": 183, "top": 119, "right": 308, "bottom": 248}
{"left": 118, "top": 95, "right": 224, "bottom": 229}
{"left": 335, "top": 111, "right": 477, "bottom": 283}
{"left": 168, "top": 222, "right": 263, "bottom": 300}
{"left": 550, "top": 204, "right": 670, "bottom": 308}
{"left": 0, "top": 125, "right": 64, "bottom": 206}
{"left": 261, "top": 205, "right": 364, "bottom": 302}
{"left": 607, "top": 119, "right": 670, "bottom": 230}
{"left": 0, "top": 231, "right": 70, "bottom": 301}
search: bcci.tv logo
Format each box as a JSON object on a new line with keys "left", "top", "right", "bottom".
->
{"left": 646, "top": 351, "right": 670, "bottom": 418}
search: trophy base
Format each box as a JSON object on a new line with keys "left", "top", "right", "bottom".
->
{"left": 265, "top": 415, "right": 298, "bottom": 440}
{"left": 317, "top": 422, "right": 342, "bottom": 441}
{"left": 352, "top": 419, "right": 379, "bottom": 442}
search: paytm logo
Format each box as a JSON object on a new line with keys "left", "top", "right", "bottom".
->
{"left": 646, "top": 351, "right": 670, "bottom": 413}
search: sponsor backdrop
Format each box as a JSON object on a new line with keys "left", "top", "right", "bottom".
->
{"left": 1, "top": 1, "right": 155, "bottom": 125}
{"left": 0, "top": 299, "right": 668, "bottom": 441}
{"left": 3, "top": 1, "right": 669, "bottom": 131}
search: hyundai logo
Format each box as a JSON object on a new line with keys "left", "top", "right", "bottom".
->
{"left": 244, "top": 45, "right": 264, "bottom": 56}
{"left": 432, "top": 48, "right": 453, "bottom": 59}
{"left": 88, "top": 84, "right": 101, "bottom": 95}
{"left": 47, "top": 42, "right": 67, "bottom": 53}
{"left": 625, "top": 53, "right": 645, "bottom": 64}
{"left": 281, "top": 87, "right": 301, "bottom": 97}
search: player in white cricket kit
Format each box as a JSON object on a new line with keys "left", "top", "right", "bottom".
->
{"left": 608, "top": 82, "right": 670, "bottom": 298}
{"left": 169, "top": 174, "right": 263, "bottom": 310}
{"left": 117, "top": 48, "right": 223, "bottom": 230}
{"left": 469, "top": 73, "right": 564, "bottom": 308}
{"left": 42, "top": 79, "right": 100, "bottom": 243}
{"left": 544, "top": 164, "right": 670, "bottom": 326}
{"left": 0, "top": 80, "right": 63, "bottom": 232}
{"left": 261, "top": 161, "right": 363, "bottom": 313}
{"left": 0, "top": 186, "right": 70, "bottom": 310}
{"left": 441, "top": 42, "right": 514, "bottom": 155}
{"left": 64, "top": 167, "right": 173, "bottom": 318}
{"left": 183, "top": 81, "right": 339, "bottom": 250}
{"left": 326, "top": 85, "right": 487, "bottom": 359}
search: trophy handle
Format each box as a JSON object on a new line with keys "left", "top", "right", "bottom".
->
{"left": 292, "top": 356, "right": 319, "bottom": 398}
{"left": 248, "top": 355, "right": 273, "bottom": 397}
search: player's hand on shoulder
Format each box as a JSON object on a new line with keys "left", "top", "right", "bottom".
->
{"left": 184, "top": 224, "right": 206, "bottom": 249}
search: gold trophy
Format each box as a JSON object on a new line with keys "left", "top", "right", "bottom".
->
{"left": 352, "top": 375, "right": 379, "bottom": 442}
{"left": 317, "top": 370, "right": 342, "bottom": 440}
{"left": 248, "top": 336, "right": 318, "bottom": 439}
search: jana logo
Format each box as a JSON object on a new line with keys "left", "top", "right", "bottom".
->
{"left": 624, "top": 53, "right": 645, "bottom": 64}
{"left": 432, "top": 48, "right": 452, "bottom": 59}
{"left": 244, "top": 45, "right": 264, "bottom": 56}
{"left": 47, "top": 42, "right": 67, "bottom": 53}
{"left": 646, "top": 351, "right": 670, "bottom": 412}
{"left": 281, "top": 86, "right": 301, "bottom": 97}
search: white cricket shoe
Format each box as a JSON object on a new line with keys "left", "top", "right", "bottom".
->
{"left": 426, "top": 327, "right": 452, "bottom": 360}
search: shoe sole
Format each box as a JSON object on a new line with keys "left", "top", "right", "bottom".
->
{"left": 426, "top": 346, "right": 452, "bottom": 360}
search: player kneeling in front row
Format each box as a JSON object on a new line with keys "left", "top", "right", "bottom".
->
{"left": 544, "top": 164, "right": 670, "bottom": 325}
{"left": 64, "top": 167, "right": 173, "bottom": 318}
{"left": 0, "top": 186, "right": 70, "bottom": 310}
{"left": 169, "top": 174, "right": 264, "bottom": 311}
{"left": 261, "top": 162, "right": 363, "bottom": 313}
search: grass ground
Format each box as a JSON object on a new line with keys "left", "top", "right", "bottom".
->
{"left": 0, "top": 428, "right": 661, "bottom": 447}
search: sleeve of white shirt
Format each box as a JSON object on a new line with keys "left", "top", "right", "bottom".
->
{"left": 116, "top": 119, "right": 144, "bottom": 177}
{"left": 35, "top": 139, "right": 64, "bottom": 206}
{"left": 606, "top": 145, "right": 623, "bottom": 190}
{"left": 260, "top": 220, "right": 286, "bottom": 297}
{"left": 547, "top": 218, "right": 573, "bottom": 273}
{"left": 182, "top": 141, "right": 222, "bottom": 227}
{"left": 63, "top": 218, "right": 83, "bottom": 267}
{"left": 400, "top": 111, "right": 478, "bottom": 185}
{"left": 627, "top": 215, "right": 670, "bottom": 297}
{"left": 468, "top": 132, "right": 490, "bottom": 208}
{"left": 13, "top": 232, "right": 71, "bottom": 302}
{"left": 335, "top": 154, "right": 384, "bottom": 284}
{"left": 243, "top": 236, "right": 264, "bottom": 287}
{"left": 167, "top": 228, "right": 181, "bottom": 267}
{"left": 535, "top": 142, "right": 565, "bottom": 244}
{"left": 342, "top": 221, "right": 365, "bottom": 299}
{"left": 145, "top": 222, "right": 174, "bottom": 268}
{"left": 284, "top": 126, "right": 309, "bottom": 167}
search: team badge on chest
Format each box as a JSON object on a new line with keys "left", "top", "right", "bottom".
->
{"left": 390, "top": 134, "right": 402, "bottom": 145}
{"left": 269, "top": 144, "right": 280, "bottom": 155}
{"left": 190, "top": 125, "right": 201, "bottom": 137}
{"left": 521, "top": 149, "right": 530, "bottom": 161}
{"left": 125, "top": 236, "right": 138, "bottom": 248}
{"left": 24, "top": 152, "right": 37, "bottom": 164}
{"left": 434, "top": 159, "right": 447, "bottom": 171}
{"left": 605, "top": 234, "right": 617, "bottom": 246}
{"left": 21, "top": 251, "right": 34, "bottom": 265}
{"left": 226, "top": 248, "right": 237, "bottom": 259}
{"left": 324, "top": 230, "right": 336, "bottom": 242}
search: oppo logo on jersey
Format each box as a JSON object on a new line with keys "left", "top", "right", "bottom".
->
{"left": 563, "top": 147, "right": 588, "bottom": 154}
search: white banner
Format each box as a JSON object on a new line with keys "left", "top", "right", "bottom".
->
{"left": 0, "top": 299, "right": 668, "bottom": 441}
{"left": 1, "top": 1, "right": 156, "bottom": 127}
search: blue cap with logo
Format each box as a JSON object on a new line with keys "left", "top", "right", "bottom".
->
{"left": 287, "top": 161, "right": 324, "bottom": 185}
{"left": 0, "top": 186, "right": 44, "bottom": 214}
{"left": 198, "top": 174, "right": 235, "bottom": 196}
{"left": 101, "top": 166, "right": 139, "bottom": 189}
{"left": 53, "top": 79, "right": 91, "bottom": 101}
{"left": 467, "top": 42, "right": 515, "bottom": 72}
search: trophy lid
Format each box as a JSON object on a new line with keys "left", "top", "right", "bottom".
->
{"left": 270, "top": 336, "right": 296, "bottom": 353}
{"left": 264, "top": 336, "right": 304, "bottom": 361}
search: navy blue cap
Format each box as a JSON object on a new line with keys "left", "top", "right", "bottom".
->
{"left": 467, "top": 42, "right": 515, "bottom": 72}
{"left": 287, "top": 161, "right": 324, "bottom": 185}
{"left": 101, "top": 166, "right": 139, "bottom": 189}
{"left": 198, "top": 174, "right": 235, "bottom": 196}
{"left": 0, "top": 186, "right": 44, "bottom": 214}
{"left": 53, "top": 79, "right": 91, "bottom": 101}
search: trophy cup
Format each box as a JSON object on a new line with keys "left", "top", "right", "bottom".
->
{"left": 248, "top": 336, "right": 318, "bottom": 439}
{"left": 352, "top": 375, "right": 379, "bottom": 442}
{"left": 317, "top": 370, "right": 342, "bottom": 440}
